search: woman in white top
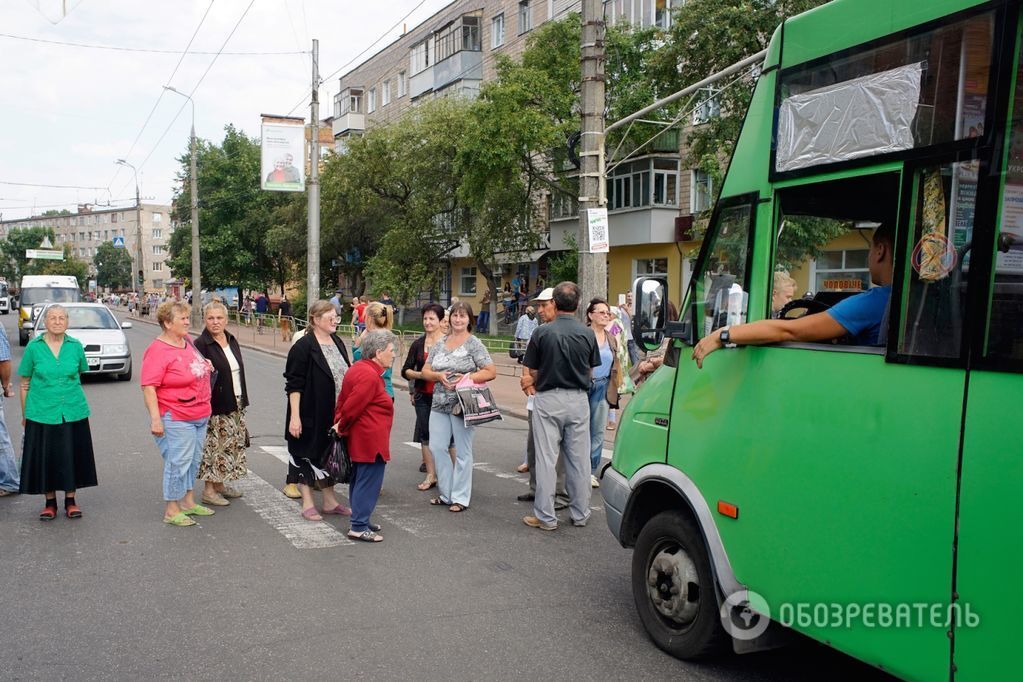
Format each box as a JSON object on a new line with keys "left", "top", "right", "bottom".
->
{"left": 194, "top": 302, "right": 250, "bottom": 506}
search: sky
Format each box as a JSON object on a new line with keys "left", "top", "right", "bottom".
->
{"left": 0, "top": 0, "right": 454, "bottom": 220}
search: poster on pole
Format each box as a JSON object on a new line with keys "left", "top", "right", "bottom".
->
{"left": 587, "top": 208, "right": 610, "bottom": 253}
{"left": 260, "top": 116, "right": 306, "bottom": 192}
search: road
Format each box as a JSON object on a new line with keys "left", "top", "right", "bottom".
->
{"left": 0, "top": 313, "right": 890, "bottom": 680}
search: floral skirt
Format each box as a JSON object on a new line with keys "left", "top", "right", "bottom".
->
{"left": 198, "top": 409, "right": 248, "bottom": 483}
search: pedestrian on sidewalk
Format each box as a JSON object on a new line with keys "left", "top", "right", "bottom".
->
{"left": 521, "top": 282, "right": 600, "bottom": 531}
{"left": 141, "top": 302, "right": 216, "bottom": 527}
{"left": 584, "top": 298, "right": 621, "bottom": 489}
{"left": 335, "top": 330, "right": 396, "bottom": 543}
{"left": 477, "top": 287, "right": 491, "bottom": 335}
{"left": 278, "top": 295, "right": 293, "bottom": 342}
{"left": 283, "top": 300, "right": 352, "bottom": 520}
{"left": 17, "top": 305, "right": 98, "bottom": 519}
{"left": 0, "top": 326, "right": 20, "bottom": 497}
{"left": 400, "top": 303, "right": 446, "bottom": 491}
{"left": 255, "top": 291, "right": 269, "bottom": 334}
{"left": 193, "top": 302, "right": 249, "bottom": 507}
{"left": 420, "top": 301, "right": 496, "bottom": 512}
{"left": 352, "top": 301, "right": 394, "bottom": 399}
{"left": 512, "top": 305, "right": 538, "bottom": 363}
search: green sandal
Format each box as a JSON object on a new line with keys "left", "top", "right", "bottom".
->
{"left": 164, "top": 512, "right": 197, "bottom": 527}
{"left": 181, "top": 504, "right": 215, "bottom": 517}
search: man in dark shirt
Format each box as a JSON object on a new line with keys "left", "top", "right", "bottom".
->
{"left": 520, "top": 281, "right": 600, "bottom": 531}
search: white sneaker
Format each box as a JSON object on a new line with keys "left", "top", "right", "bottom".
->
{"left": 591, "top": 475, "right": 599, "bottom": 488}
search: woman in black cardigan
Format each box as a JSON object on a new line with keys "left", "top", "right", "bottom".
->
{"left": 194, "top": 302, "right": 250, "bottom": 506}
{"left": 283, "top": 300, "right": 352, "bottom": 521}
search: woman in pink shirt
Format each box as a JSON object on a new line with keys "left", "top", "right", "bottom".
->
{"left": 141, "top": 301, "right": 215, "bottom": 527}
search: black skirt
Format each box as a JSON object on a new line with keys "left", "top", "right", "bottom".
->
{"left": 19, "top": 418, "right": 98, "bottom": 494}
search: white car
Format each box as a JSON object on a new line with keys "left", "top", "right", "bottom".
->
{"left": 31, "top": 303, "right": 133, "bottom": 381}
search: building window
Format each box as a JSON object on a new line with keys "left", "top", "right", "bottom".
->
{"left": 152, "top": 245, "right": 164, "bottom": 255}
{"left": 813, "top": 249, "right": 871, "bottom": 293}
{"left": 152, "top": 279, "right": 163, "bottom": 288}
{"left": 152, "top": 228, "right": 162, "bottom": 239}
{"left": 691, "top": 169, "right": 714, "bottom": 213}
{"left": 339, "top": 88, "right": 363, "bottom": 115}
{"left": 491, "top": 13, "right": 505, "bottom": 48}
{"left": 367, "top": 88, "right": 376, "bottom": 114}
{"left": 398, "top": 71, "right": 407, "bottom": 97}
{"left": 410, "top": 40, "right": 431, "bottom": 75}
{"left": 692, "top": 87, "right": 721, "bottom": 125}
{"left": 103, "top": 230, "right": 109, "bottom": 239}
{"left": 152, "top": 212, "right": 162, "bottom": 223}
{"left": 518, "top": 1, "right": 531, "bottom": 34}
{"left": 111, "top": 212, "right": 118, "bottom": 223}
{"left": 652, "top": 159, "right": 679, "bottom": 206}
{"left": 550, "top": 191, "right": 579, "bottom": 220}
{"left": 654, "top": 0, "right": 672, "bottom": 29}
{"left": 382, "top": 80, "right": 392, "bottom": 106}
{"left": 436, "top": 14, "right": 481, "bottom": 63}
{"left": 152, "top": 261, "right": 163, "bottom": 272}
{"left": 460, "top": 266, "right": 478, "bottom": 295}
{"left": 634, "top": 258, "right": 669, "bottom": 281}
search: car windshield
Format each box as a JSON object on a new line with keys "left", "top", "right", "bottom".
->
{"left": 37, "top": 306, "right": 119, "bottom": 330}
{"left": 21, "top": 287, "right": 80, "bottom": 306}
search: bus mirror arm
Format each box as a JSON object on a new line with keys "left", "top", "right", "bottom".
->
{"left": 665, "top": 320, "right": 692, "bottom": 344}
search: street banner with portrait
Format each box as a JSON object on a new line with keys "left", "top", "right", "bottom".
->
{"left": 260, "top": 117, "right": 306, "bottom": 192}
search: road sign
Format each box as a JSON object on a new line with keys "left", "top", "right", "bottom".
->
{"left": 112, "top": 236, "right": 125, "bottom": 248}
{"left": 25, "top": 249, "right": 64, "bottom": 261}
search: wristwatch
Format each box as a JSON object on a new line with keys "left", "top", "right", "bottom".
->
{"left": 719, "top": 326, "right": 731, "bottom": 345}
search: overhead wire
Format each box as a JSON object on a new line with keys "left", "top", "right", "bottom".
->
{"left": 0, "top": 31, "right": 307, "bottom": 54}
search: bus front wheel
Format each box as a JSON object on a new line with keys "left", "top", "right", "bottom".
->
{"left": 632, "top": 510, "right": 729, "bottom": 660}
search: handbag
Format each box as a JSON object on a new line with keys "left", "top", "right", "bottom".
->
{"left": 454, "top": 374, "right": 503, "bottom": 426}
{"left": 508, "top": 340, "right": 525, "bottom": 359}
{"left": 323, "top": 429, "right": 353, "bottom": 484}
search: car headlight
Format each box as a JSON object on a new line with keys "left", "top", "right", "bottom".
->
{"left": 104, "top": 344, "right": 129, "bottom": 356}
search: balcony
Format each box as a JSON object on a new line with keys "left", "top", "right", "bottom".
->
{"left": 332, "top": 112, "right": 365, "bottom": 136}
{"left": 434, "top": 50, "right": 482, "bottom": 93}
{"left": 410, "top": 67, "right": 434, "bottom": 99}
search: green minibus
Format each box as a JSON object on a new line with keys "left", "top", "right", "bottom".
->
{"left": 604, "top": 0, "right": 1022, "bottom": 678}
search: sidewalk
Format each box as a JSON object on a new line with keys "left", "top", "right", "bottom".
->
{"left": 120, "top": 309, "right": 619, "bottom": 446}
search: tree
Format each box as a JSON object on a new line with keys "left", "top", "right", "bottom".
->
{"left": 41, "top": 209, "right": 71, "bottom": 217}
{"left": 93, "top": 241, "right": 134, "bottom": 290}
{"left": 168, "top": 125, "right": 305, "bottom": 292}
{"left": 0, "top": 226, "right": 56, "bottom": 282}
{"left": 38, "top": 244, "right": 89, "bottom": 284}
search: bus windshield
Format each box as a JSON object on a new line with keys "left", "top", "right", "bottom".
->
{"left": 21, "top": 287, "right": 80, "bottom": 306}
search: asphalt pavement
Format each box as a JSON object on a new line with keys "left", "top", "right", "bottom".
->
{"left": 0, "top": 313, "right": 890, "bottom": 680}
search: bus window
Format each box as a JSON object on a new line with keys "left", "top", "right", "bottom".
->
{"left": 688, "top": 201, "right": 753, "bottom": 341}
{"left": 777, "top": 11, "right": 994, "bottom": 172}
{"left": 771, "top": 172, "right": 900, "bottom": 344}
{"left": 897, "top": 163, "right": 975, "bottom": 360}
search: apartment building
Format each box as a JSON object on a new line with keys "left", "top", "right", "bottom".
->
{"left": 330, "top": 0, "right": 690, "bottom": 304}
{"left": 0, "top": 203, "right": 175, "bottom": 293}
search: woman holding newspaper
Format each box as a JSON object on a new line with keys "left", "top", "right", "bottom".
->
{"left": 419, "top": 301, "right": 496, "bottom": 512}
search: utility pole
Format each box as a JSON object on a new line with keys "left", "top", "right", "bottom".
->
{"left": 577, "top": 0, "right": 607, "bottom": 307}
{"left": 163, "top": 85, "right": 201, "bottom": 324}
{"left": 115, "top": 159, "right": 143, "bottom": 300}
{"left": 307, "top": 39, "right": 321, "bottom": 302}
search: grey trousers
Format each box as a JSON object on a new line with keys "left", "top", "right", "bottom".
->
{"left": 527, "top": 409, "right": 568, "bottom": 503}
{"left": 532, "top": 388, "right": 591, "bottom": 526}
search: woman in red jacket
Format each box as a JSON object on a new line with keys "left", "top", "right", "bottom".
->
{"left": 334, "top": 330, "right": 396, "bottom": 543}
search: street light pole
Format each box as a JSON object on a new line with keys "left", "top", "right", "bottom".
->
{"left": 115, "top": 159, "right": 143, "bottom": 301}
{"left": 164, "top": 86, "right": 202, "bottom": 325}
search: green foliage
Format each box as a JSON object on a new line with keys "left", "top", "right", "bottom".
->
{"left": 169, "top": 124, "right": 305, "bottom": 292}
{"left": 775, "top": 216, "right": 851, "bottom": 271}
{"left": 0, "top": 226, "right": 56, "bottom": 282}
{"left": 547, "top": 233, "right": 579, "bottom": 284}
{"left": 36, "top": 244, "right": 89, "bottom": 284}
{"left": 40, "top": 209, "right": 72, "bottom": 217}
{"left": 93, "top": 241, "right": 134, "bottom": 290}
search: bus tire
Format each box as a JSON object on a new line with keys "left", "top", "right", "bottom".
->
{"left": 632, "top": 510, "right": 729, "bottom": 660}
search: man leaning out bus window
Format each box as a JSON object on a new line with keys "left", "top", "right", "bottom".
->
{"left": 692, "top": 224, "right": 894, "bottom": 369}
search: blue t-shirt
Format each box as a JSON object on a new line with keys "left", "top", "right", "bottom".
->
{"left": 826, "top": 285, "right": 891, "bottom": 346}
{"left": 594, "top": 339, "right": 614, "bottom": 380}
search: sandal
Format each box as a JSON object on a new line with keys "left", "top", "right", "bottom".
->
{"left": 417, "top": 476, "right": 437, "bottom": 491}
{"left": 301, "top": 507, "right": 323, "bottom": 521}
{"left": 347, "top": 530, "right": 383, "bottom": 543}
{"left": 429, "top": 497, "right": 451, "bottom": 506}
{"left": 515, "top": 463, "right": 529, "bottom": 473}
{"left": 449, "top": 503, "right": 469, "bottom": 513}
{"left": 181, "top": 504, "right": 215, "bottom": 517}
{"left": 163, "top": 512, "right": 197, "bottom": 527}
{"left": 39, "top": 506, "right": 57, "bottom": 521}
{"left": 65, "top": 504, "right": 82, "bottom": 519}
{"left": 321, "top": 504, "right": 351, "bottom": 516}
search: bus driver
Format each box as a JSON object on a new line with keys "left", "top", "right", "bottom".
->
{"left": 692, "top": 224, "right": 894, "bottom": 368}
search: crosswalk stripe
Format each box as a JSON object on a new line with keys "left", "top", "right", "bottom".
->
{"left": 233, "top": 470, "right": 353, "bottom": 548}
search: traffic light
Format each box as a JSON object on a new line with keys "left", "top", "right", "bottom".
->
{"left": 138, "top": 269, "right": 144, "bottom": 285}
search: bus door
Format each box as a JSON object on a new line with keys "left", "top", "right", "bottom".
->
{"left": 669, "top": 168, "right": 972, "bottom": 680}
{"left": 952, "top": 31, "right": 1023, "bottom": 676}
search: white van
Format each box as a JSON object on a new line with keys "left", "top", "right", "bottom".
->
{"left": 18, "top": 275, "right": 81, "bottom": 346}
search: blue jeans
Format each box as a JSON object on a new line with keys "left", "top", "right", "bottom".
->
{"left": 429, "top": 410, "right": 476, "bottom": 507}
{"left": 154, "top": 412, "right": 209, "bottom": 501}
{"left": 0, "top": 398, "right": 18, "bottom": 492}
{"left": 588, "top": 377, "right": 610, "bottom": 473}
{"left": 349, "top": 455, "right": 386, "bottom": 532}
{"left": 477, "top": 310, "right": 490, "bottom": 333}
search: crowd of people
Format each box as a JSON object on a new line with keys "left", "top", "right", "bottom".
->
{"left": 0, "top": 280, "right": 658, "bottom": 541}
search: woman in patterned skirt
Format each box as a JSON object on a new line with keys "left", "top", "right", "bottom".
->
{"left": 194, "top": 301, "right": 249, "bottom": 506}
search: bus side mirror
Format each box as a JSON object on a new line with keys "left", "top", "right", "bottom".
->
{"left": 632, "top": 277, "right": 667, "bottom": 351}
